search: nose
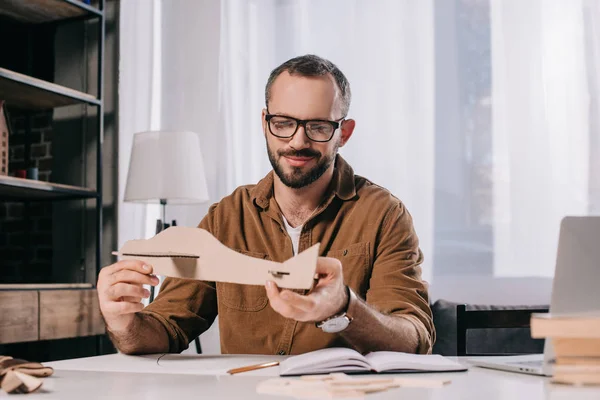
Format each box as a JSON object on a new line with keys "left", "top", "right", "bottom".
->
{"left": 289, "top": 123, "right": 311, "bottom": 150}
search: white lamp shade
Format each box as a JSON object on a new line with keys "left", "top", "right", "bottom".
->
{"left": 124, "top": 131, "right": 209, "bottom": 204}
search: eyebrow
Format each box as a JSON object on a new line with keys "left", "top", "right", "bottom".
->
{"left": 269, "top": 113, "right": 334, "bottom": 121}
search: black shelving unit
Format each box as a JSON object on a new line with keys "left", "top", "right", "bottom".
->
{"left": 0, "top": 0, "right": 102, "bottom": 23}
{"left": 0, "top": 0, "right": 104, "bottom": 287}
{"left": 0, "top": 67, "right": 101, "bottom": 109}
{"left": 0, "top": 175, "right": 99, "bottom": 201}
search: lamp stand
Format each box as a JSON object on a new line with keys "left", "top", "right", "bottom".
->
{"left": 155, "top": 199, "right": 167, "bottom": 234}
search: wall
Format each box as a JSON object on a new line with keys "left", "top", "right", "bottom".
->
{"left": 0, "top": 110, "right": 54, "bottom": 283}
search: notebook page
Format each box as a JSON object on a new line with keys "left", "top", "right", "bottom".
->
{"left": 279, "top": 348, "right": 370, "bottom": 376}
{"left": 365, "top": 352, "right": 467, "bottom": 372}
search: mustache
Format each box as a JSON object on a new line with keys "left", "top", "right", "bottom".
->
{"left": 278, "top": 149, "right": 320, "bottom": 158}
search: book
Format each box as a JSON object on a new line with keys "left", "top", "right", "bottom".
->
{"left": 554, "top": 357, "right": 600, "bottom": 366}
{"left": 552, "top": 365, "right": 600, "bottom": 385}
{"left": 532, "top": 313, "right": 600, "bottom": 385}
{"left": 553, "top": 338, "right": 600, "bottom": 358}
{"left": 530, "top": 312, "right": 600, "bottom": 339}
{"left": 278, "top": 348, "right": 467, "bottom": 376}
{"left": 553, "top": 372, "right": 600, "bottom": 386}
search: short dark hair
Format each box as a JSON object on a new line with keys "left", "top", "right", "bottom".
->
{"left": 265, "top": 54, "right": 351, "bottom": 117}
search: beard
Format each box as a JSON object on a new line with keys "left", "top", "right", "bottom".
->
{"left": 267, "top": 139, "right": 339, "bottom": 189}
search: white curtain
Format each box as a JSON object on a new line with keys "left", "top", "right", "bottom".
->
{"left": 118, "top": 0, "right": 162, "bottom": 248}
{"left": 159, "top": 0, "right": 221, "bottom": 229}
{"left": 219, "top": 0, "right": 436, "bottom": 282}
{"left": 584, "top": 0, "right": 600, "bottom": 214}
{"left": 491, "top": 0, "right": 592, "bottom": 277}
{"left": 119, "top": 0, "right": 222, "bottom": 244}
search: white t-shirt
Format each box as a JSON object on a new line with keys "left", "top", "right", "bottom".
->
{"left": 282, "top": 216, "right": 303, "bottom": 256}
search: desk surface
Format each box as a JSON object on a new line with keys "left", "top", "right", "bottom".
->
{"left": 2, "top": 354, "right": 596, "bottom": 399}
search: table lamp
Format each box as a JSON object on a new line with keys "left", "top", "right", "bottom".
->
{"left": 124, "top": 130, "right": 209, "bottom": 233}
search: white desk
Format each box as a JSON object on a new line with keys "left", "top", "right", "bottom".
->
{"left": 2, "top": 354, "right": 595, "bottom": 399}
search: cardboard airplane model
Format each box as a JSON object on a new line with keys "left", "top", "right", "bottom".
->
{"left": 113, "top": 226, "right": 319, "bottom": 290}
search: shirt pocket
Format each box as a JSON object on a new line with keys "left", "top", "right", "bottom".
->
{"left": 325, "top": 242, "right": 370, "bottom": 295}
{"left": 216, "top": 249, "right": 269, "bottom": 312}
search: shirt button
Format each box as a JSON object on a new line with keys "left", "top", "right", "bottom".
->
{"left": 278, "top": 350, "right": 286, "bottom": 355}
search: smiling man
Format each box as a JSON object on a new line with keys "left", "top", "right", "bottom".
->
{"left": 98, "top": 55, "right": 435, "bottom": 356}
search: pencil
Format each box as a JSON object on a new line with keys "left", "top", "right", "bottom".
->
{"left": 227, "top": 361, "right": 280, "bottom": 375}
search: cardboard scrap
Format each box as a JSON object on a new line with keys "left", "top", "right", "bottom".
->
{"left": 0, "top": 356, "right": 54, "bottom": 394}
{"left": 113, "top": 226, "right": 320, "bottom": 290}
{"left": 256, "top": 373, "right": 451, "bottom": 398}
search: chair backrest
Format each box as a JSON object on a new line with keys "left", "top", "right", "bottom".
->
{"left": 456, "top": 304, "right": 549, "bottom": 356}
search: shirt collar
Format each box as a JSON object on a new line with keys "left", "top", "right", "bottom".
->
{"left": 250, "top": 154, "right": 357, "bottom": 210}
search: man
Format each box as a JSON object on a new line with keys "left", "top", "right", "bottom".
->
{"left": 98, "top": 55, "right": 435, "bottom": 355}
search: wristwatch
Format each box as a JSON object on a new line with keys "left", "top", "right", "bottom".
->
{"left": 315, "top": 285, "right": 354, "bottom": 333}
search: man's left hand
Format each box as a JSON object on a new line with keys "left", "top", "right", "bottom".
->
{"left": 265, "top": 256, "right": 349, "bottom": 322}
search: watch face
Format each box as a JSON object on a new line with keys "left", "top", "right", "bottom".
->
{"left": 322, "top": 316, "right": 350, "bottom": 333}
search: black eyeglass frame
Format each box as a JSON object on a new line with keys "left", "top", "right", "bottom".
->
{"left": 265, "top": 113, "right": 345, "bottom": 143}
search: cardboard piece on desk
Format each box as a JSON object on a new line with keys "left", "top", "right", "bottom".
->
{"left": 0, "top": 356, "right": 53, "bottom": 394}
{"left": 257, "top": 373, "right": 452, "bottom": 398}
{"left": 1, "top": 371, "right": 43, "bottom": 394}
{"left": 113, "top": 226, "right": 320, "bottom": 290}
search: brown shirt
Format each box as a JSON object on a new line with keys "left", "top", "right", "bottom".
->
{"left": 141, "top": 155, "right": 435, "bottom": 355}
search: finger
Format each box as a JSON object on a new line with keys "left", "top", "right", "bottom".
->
{"left": 121, "top": 296, "right": 143, "bottom": 303}
{"left": 265, "top": 281, "right": 303, "bottom": 318}
{"left": 106, "top": 283, "right": 149, "bottom": 301}
{"left": 265, "top": 280, "right": 281, "bottom": 295}
{"left": 103, "top": 260, "right": 153, "bottom": 276}
{"left": 111, "top": 270, "right": 159, "bottom": 287}
{"left": 315, "top": 257, "right": 342, "bottom": 276}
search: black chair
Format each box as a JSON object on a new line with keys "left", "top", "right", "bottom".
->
{"left": 456, "top": 304, "right": 549, "bottom": 356}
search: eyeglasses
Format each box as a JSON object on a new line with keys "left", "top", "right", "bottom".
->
{"left": 265, "top": 113, "right": 345, "bottom": 143}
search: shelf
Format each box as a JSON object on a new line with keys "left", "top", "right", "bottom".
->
{"left": 0, "top": 288, "right": 104, "bottom": 344}
{"left": 0, "top": 175, "right": 98, "bottom": 201}
{"left": 0, "top": 283, "right": 93, "bottom": 290}
{"left": 0, "top": 67, "right": 100, "bottom": 110}
{"left": 0, "top": 0, "right": 102, "bottom": 24}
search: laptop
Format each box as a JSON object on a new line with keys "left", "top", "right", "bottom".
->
{"left": 468, "top": 216, "right": 600, "bottom": 376}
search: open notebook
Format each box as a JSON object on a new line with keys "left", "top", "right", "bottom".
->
{"left": 279, "top": 348, "right": 467, "bottom": 376}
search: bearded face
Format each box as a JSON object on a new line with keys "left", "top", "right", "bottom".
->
{"left": 266, "top": 137, "right": 340, "bottom": 189}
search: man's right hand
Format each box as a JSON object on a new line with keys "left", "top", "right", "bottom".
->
{"left": 97, "top": 260, "right": 159, "bottom": 333}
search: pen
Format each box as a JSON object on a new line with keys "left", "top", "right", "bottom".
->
{"left": 227, "top": 361, "right": 280, "bottom": 375}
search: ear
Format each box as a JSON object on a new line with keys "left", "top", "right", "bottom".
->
{"left": 338, "top": 119, "right": 355, "bottom": 148}
{"left": 261, "top": 108, "right": 268, "bottom": 137}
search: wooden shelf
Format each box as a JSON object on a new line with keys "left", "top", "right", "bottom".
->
{"left": 0, "top": 283, "right": 93, "bottom": 290}
{"left": 0, "top": 175, "right": 98, "bottom": 201}
{"left": 0, "top": 288, "right": 105, "bottom": 344}
{"left": 0, "top": 0, "right": 102, "bottom": 24}
{"left": 0, "top": 67, "right": 100, "bottom": 110}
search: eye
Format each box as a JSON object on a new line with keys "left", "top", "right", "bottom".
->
{"left": 309, "top": 123, "right": 330, "bottom": 134}
{"left": 276, "top": 121, "right": 293, "bottom": 127}
{"left": 271, "top": 117, "right": 295, "bottom": 129}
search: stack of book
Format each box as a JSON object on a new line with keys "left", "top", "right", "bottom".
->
{"left": 531, "top": 312, "right": 600, "bottom": 385}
